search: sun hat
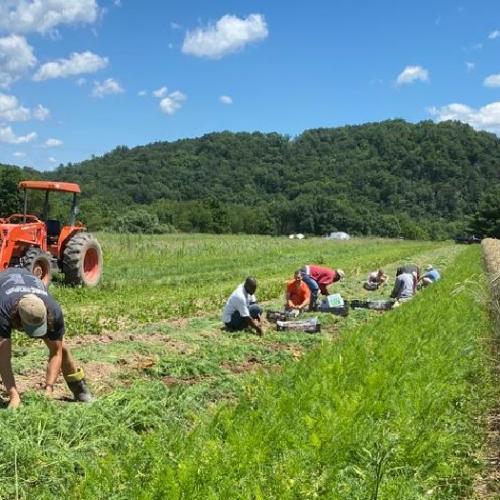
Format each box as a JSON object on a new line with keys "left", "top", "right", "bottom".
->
{"left": 18, "top": 294, "right": 47, "bottom": 338}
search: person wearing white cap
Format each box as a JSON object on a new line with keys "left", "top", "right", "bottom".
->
{"left": 420, "top": 265, "right": 441, "bottom": 288}
{"left": 0, "top": 268, "right": 91, "bottom": 408}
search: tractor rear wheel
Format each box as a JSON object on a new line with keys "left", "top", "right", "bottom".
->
{"left": 23, "top": 247, "right": 52, "bottom": 287}
{"left": 63, "top": 232, "right": 103, "bottom": 287}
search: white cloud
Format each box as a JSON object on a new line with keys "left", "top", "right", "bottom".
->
{"left": 429, "top": 101, "right": 500, "bottom": 134}
{"left": 32, "top": 104, "right": 49, "bottom": 120}
{"left": 396, "top": 65, "right": 429, "bottom": 85}
{"left": 0, "top": 93, "right": 49, "bottom": 122}
{"left": 33, "top": 51, "right": 108, "bottom": 81}
{"left": 465, "top": 62, "right": 475, "bottom": 72}
{"left": 159, "top": 90, "right": 186, "bottom": 115}
{"left": 0, "top": 125, "right": 36, "bottom": 144}
{"left": 182, "top": 13, "right": 268, "bottom": 59}
{"left": 137, "top": 90, "right": 147, "bottom": 97}
{"left": 75, "top": 77, "right": 86, "bottom": 86}
{"left": 0, "top": 35, "right": 36, "bottom": 88}
{"left": 48, "top": 156, "right": 57, "bottom": 163}
{"left": 45, "top": 138, "right": 62, "bottom": 147}
{"left": 488, "top": 30, "right": 500, "bottom": 40}
{"left": 114, "top": 0, "right": 122, "bottom": 7}
{"left": 153, "top": 86, "right": 167, "bottom": 98}
{"left": 12, "top": 151, "right": 25, "bottom": 157}
{"left": 170, "top": 22, "right": 182, "bottom": 30}
{"left": 219, "top": 95, "right": 233, "bottom": 104}
{"left": 0, "top": 0, "right": 99, "bottom": 34}
{"left": 91, "top": 77, "right": 124, "bottom": 98}
{"left": 484, "top": 74, "right": 500, "bottom": 88}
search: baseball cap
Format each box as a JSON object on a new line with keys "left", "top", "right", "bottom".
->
{"left": 424, "top": 264, "right": 433, "bottom": 271}
{"left": 18, "top": 294, "right": 47, "bottom": 338}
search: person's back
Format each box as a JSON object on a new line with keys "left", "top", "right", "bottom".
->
{"left": 308, "top": 265, "right": 337, "bottom": 286}
{"left": 391, "top": 272, "right": 415, "bottom": 300}
{"left": 0, "top": 268, "right": 64, "bottom": 340}
{"left": 222, "top": 277, "right": 263, "bottom": 335}
{"left": 424, "top": 269, "right": 440, "bottom": 282}
{"left": 222, "top": 283, "right": 253, "bottom": 324}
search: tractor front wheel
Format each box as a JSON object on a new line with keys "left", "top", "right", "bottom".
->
{"left": 63, "top": 233, "right": 103, "bottom": 287}
{"left": 23, "top": 248, "right": 52, "bottom": 287}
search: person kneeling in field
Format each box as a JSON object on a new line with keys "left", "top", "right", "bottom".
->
{"left": 363, "top": 268, "right": 388, "bottom": 290}
{"left": 299, "top": 265, "right": 345, "bottom": 310}
{"left": 0, "top": 268, "right": 92, "bottom": 408}
{"left": 390, "top": 271, "right": 416, "bottom": 304}
{"left": 285, "top": 271, "right": 311, "bottom": 312}
{"left": 222, "top": 277, "right": 264, "bottom": 336}
{"left": 420, "top": 264, "right": 441, "bottom": 288}
{"left": 396, "top": 264, "right": 420, "bottom": 294}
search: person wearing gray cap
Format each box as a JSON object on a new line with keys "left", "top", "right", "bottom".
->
{"left": 0, "top": 268, "right": 92, "bottom": 408}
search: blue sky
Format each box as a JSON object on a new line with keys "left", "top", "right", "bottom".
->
{"left": 0, "top": 0, "right": 499, "bottom": 171}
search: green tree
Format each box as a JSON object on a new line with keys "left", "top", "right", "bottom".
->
{"left": 468, "top": 187, "right": 500, "bottom": 237}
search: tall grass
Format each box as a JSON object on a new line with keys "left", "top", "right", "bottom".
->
{"left": 0, "top": 237, "right": 472, "bottom": 498}
{"left": 75, "top": 245, "right": 495, "bottom": 499}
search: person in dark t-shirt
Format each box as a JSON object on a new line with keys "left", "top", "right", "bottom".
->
{"left": 0, "top": 268, "right": 92, "bottom": 408}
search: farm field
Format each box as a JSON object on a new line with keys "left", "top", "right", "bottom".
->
{"left": 0, "top": 234, "right": 495, "bottom": 498}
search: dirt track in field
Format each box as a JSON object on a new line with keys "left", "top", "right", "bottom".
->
{"left": 475, "top": 239, "right": 500, "bottom": 499}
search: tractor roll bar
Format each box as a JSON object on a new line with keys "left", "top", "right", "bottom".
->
{"left": 18, "top": 181, "right": 81, "bottom": 194}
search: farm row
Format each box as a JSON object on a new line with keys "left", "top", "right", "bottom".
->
{"left": 1, "top": 235, "right": 494, "bottom": 498}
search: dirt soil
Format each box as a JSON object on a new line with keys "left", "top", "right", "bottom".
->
{"left": 14, "top": 361, "right": 117, "bottom": 400}
{"left": 475, "top": 239, "right": 500, "bottom": 498}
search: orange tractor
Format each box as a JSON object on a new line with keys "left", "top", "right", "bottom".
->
{"left": 0, "top": 181, "right": 103, "bottom": 287}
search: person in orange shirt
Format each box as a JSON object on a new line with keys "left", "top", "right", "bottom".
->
{"left": 285, "top": 270, "right": 311, "bottom": 312}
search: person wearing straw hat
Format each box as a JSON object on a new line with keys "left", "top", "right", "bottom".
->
{"left": 0, "top": 268, "right": 92, "bottom": 408}
{"left": 299, "top": 265, "right": 345, "bottom": 311}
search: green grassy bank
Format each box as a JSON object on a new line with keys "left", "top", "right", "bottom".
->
{"left": 75, "top": 246, "right": 495, "bottom": 499}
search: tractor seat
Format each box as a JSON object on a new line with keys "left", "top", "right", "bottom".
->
{"left": 46, "top": 219, "right": 61, "bottom": 244}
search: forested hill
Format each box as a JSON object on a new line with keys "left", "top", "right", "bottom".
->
{"left": 3, "top": 119, "right": 500, "bottom": 239}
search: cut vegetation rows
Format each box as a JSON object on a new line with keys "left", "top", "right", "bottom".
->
{"left": 0, "top": 235, "right": 495, "bottom": 499}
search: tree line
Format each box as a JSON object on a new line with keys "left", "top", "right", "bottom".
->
{"left": 2, "top": 119, "right": 500, "bottom": 239}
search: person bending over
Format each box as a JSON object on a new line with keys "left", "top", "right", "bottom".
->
{"left": 390, "top": 271, "right": 416, "bottom": 304}
{"left": 0, "top": 268, "right": 92, "bottom": 408}
{"left": 420, "top": 264, "right": 441, "bottom": 288}
{"left": 300, "top": 265, "right": 345, "bottom": 310}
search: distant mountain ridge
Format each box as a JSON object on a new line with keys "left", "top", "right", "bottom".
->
{"left": 2, "top": 119, "right": 500, "bottom": 238}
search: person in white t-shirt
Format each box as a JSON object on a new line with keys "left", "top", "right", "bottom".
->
{"left": 222, "top": 277, "right": 264, "bottom": 336}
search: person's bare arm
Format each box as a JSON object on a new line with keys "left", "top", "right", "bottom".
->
{"left": 0, "top": 338, "right": 20, "bottom": 408}
{"left": 285, "top": 291, "right": 296, "bottom": 309}
{"left": 43, "top": 339, "right": 63, "bottom": 394}
{"left": 245, "top": 316, "right": 263, "bottom": 336}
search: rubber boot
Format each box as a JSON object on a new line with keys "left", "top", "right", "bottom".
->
{"left": 64, "top": 368, "right": 92, "bottom": 403}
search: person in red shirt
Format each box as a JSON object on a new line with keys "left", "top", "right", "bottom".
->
{"left": 300, "top": 265, "right": 345, "bottom": 310}
{"left": 285, "top": 271, "right": 311, "bottom": 311}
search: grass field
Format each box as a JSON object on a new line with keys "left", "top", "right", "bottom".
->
{"left": 0, "top": 234, "right": 495, "bottom": 498}
{"left": 50, "top": 233, "right": 454, "bottom": 335}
